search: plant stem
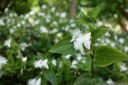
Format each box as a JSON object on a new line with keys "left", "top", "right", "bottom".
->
{"left": 90, "top": 54, "right": 94, "bottom": 78}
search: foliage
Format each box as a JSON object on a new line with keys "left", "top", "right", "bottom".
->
{"left": 0, "top": 2, "right": 128, "bottom": 85}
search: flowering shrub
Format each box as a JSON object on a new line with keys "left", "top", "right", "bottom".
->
{"left": 0, "top": 4, "right": 128, "bottom": 85}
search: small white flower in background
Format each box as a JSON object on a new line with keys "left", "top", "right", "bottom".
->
{"left": 9, "top": 28, "right": 16, "bottom": 34}
{"left": 71, "top": 60, "right": 78, "bottom": 69}
{"left": 109, "top": 42, "right": 115, "bottom": 47}
{"left": 124, "top": 46, "right": 128, "bottom": 53}
{"left": 39, "top": 26, "right": 48, "bottom": 33}
{"left": 56, "top": 33, "right": 63, "bottom": 38}
{"left": 51, "top": 7, "right": 56, "bottom": 12}
{"left": 52, "top": 21, "right": 58, "bottom": 25}
{"left": 105, "top": 32, "right": 111, "bottom": 37}
{"left": 118, "top": 38, "right": 124, "bottom": 44}
{"left": 4, "top": 38, "right": 11, "bottom": 48}
{"left": 21, "top": 57, "right": 27, "bottom": 62}
{"left": 120, "top": 63, "right": 127, "bottom": 72}
{"left": 52, "top": 59, "right": 57, "bottom": 66}
{"left": 0, "top": 19, "right": 4, "bottom": 26}
{"left": 38, "top": 13, "right": 45, "bottom": 16}
{"left": 60, "top": 12, "right": 66, "bottom": 18}
{"left": 76, "top": 54, "right": 82, "bottom": 61}
{"left": 20, "top": 42, "right": 28, "bottom": 51}
{"left": 0, "top": 56, "right": 7, "bottom": 69}
{"left": 42, "top": 5, "right": 47, "bottom": 9}
{"left": 28, "top": 78, "right": 41, "bottom": 85}
{"left": 107, "top": 78, "right": 114, "bottom": 84}
{"left": 71, "top": 29, "right": 91, "bottom": 54}
{"left": 65, "top": 55, "right": 71, "bottom": 59}
{"left": 34, "top": 59, "right": 49, "bottom": 69}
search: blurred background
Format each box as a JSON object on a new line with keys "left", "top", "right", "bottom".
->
{"left": 0, "top": 0, "right": 128, "bottom": 84}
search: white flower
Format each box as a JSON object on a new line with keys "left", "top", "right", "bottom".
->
{"left": 120, "top": 63, "right": 127, "bottom": 72}
{"left": 22, "top": 57, "right": 27, "bottom": 62}
{"left": 107, "top": 78, "right": 114, "bottom": 84}
{"left": 0, "top": 19, "right": 4, "bottom": 26}
{"left": 124, "top": 46, "right": 128, "bottom": 53}
{"left": 28, "top": 78, "right": 41, "bottom": 85}
{"left": 52, "top": 59, "right": 57, "bottom": 66}
{"left": 83, "top": 33, "right": 91, "bottom": 49}
{"left": 71, "top": 29, "right": 91, "bottom": 54}
{"left": 60, "top": 12, "right": 66, "bottom": 18}
{"left": 56, "top": 33, "right": 63, "bottom": 38}
{"left": 119, "top": 38, "right": 124, "bottom": 44}
{"left": 51, "top": 7, "right": 56, "bottom": 12}
{"left": 65, "top": 55, "right": 71, "bottom": 59}
{"left": 41, "top": 5, "right": 47, "bottom": 9}
{"left": 39, "top": 26, "right": 48, "bottom": 33}
{"left": 76, "top": 54, "right": 82, "bottom": 61}
{"left": 20, "top": 42, "right": 28, "bottom": 51}
{"left": 34, "top": 59, "right": 49, "bottom": 69}
{"left": 4, "top": 39, "right": 11, "bottom": 48}
{"left": 70, "top": 29, "right": 82, "bottom": 42}
{"left": 0, "top": 56, "right": 7, "bottom": 69}
{"left": 9, "top": 28, "right": 16, "bottom": 34}
{"left": 71, "top": 60, "right": 78, "bottom": 68}
{"left": 74, "top": 36, "right": 84, "bottom": 53}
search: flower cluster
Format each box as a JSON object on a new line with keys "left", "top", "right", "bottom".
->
{"left": 71, "top": 29, "right": 91, "bottom": 54}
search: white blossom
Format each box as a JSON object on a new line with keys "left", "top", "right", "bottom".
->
{"left": 120, "top": 63, "right": 127, "bottom": 72}
{"left": 60, "top": 12, "right": 66, "bottom": 18}
{"left": 20, "top": 42, "right": 28, "bottom": 51}
{"left": 51, "top": 7, "right": 56, "bottom": 12}
{"left": 71, "top": 29, "right": 91, "bottom": 54}
{"left": 65, "top": 55, "right": 71, "bottom": 59}
{"left": 74, "top": 36, "right": 84, "bottom": 54}
{"left": 34, "top": 59, "right": 49, "bottom": 69}
{"left": 22, "top": 57, "right": 27, "bottom": 62}
{"left": 83, "top": 33, "right": 91, "bottom": 49}
{"left": 119, "top": 38, "right": 124, "bottom": 44}
{"left": 56, "top": 33, "right": 63, "bottom": 38}
{"left": 0, "top": 19, "right": 4, "bottom": 26}
{"left": 107, "top": 78, "right": 114, "bottom": 84}
{"left": 124, "top": 46, "right": 128, "bottom": 53}
{"left": 39, "top": 26, "right": 48, "bottom": 33}
{"left": 71, "top": 60, "right": 78, "bottom": 68}
{"left": 0, "top": 56, "right": 7, "bottom": 69}
{"left": 41, "top": 5, "right": 47, "bottom": 9}
{"left": 4, "top": 39, "right": 11, "bottom": 48}
{"left": 52, "top": 59, "right": 57, "bottom": 66}
{"left": 70, "top": 29, "right": 82, "bottom": 42}
{"left": 76, "top": 54, "right": 82, "bottom": 61}
{"left": 28, "top": 78, "right": 41, "bottom": 85}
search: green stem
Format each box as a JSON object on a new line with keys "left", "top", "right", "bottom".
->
{"left": 90, "top": 54, "right": 94, "bottom": 78}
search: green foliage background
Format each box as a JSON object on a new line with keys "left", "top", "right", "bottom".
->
{"left": 0, "top": 0, "right": 128, "bottom": 85}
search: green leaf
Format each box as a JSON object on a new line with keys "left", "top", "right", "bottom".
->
{"left": 91, "top": 3, "right": 104, "bottom": 21}
{"left": 49, "top": 35, "right": 77, "bottom": 54}
{"left": 73, "top": 75, "right": 95, "bottom": 85}
{"left": 91, "top": 26, "right": 108, "bottom": 42}
{"left": 7, "top": 56, "right": 14, "bottom": 65}
{"left": 43, "top": 69, "right": 57, "bottom": 85}
{"left": 76, "top": 56, "right": 92, "bottom": 71}
{"left": 95, "top": 46, "right": 128, "bottom": 67}
{"left": 0, "top": 70, "right": 4, "bottom": 78}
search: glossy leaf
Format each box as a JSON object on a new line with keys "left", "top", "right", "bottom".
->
{"left": 43, "top": 69, "right": 57, "bottom": 85}
{"left": 73, "top": 75, "right": 95, "bottom": 85}
{"left": 49, "top": 35, "right": 77, "bottom": 54}
{"left": 91, "top": 26, "right": 108, "bottom": 42}
{"left": 95, "top": 46, "right": 128, "bottom": 67}
{"left": 91, "top": 3, "right": 104, "bottom": 21}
